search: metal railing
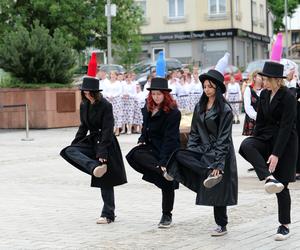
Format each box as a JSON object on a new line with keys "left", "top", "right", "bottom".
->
{"left": 0, "top": 104, "right": 34, "bottom": 141}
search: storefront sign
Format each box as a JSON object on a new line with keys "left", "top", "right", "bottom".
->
{"left": 143, "top": 29, "right": 270, "bottom": 43}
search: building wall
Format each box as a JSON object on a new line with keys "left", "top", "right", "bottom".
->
{"left": 135, "top": 0, "right": 271, "bottom": 68}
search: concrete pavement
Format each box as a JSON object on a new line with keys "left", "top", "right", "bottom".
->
{"left": 0, "top": 116, "right": 299, "bottom": 250}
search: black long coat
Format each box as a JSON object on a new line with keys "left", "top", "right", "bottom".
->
{"left": 126, "top": 107, "right": 181, "bottom": 188}
{"left": 60, "top": 98, "right": 127, "bottom": 188}
{"left": 167, "top": 103, "right": 238, "bottom": 206}
{"left": 242, "top": 87, "right": 297, "bottom": 182}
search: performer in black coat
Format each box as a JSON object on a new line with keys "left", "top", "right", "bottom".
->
{"left": 126, "top": 77, "right": 181, "bottom": 228}
{"left": 60, "top": 76, "right": 127, "bottom": 224}
{"left": 239, "top": 61, "right": 297, "bottom": 241}
{"left": 167, "top": 69, "right": 238, "bottom": 237}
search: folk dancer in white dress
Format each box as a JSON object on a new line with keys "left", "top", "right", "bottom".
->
{"left": 190, "top": 71, "right": 203, "bottom": 112}
{"left": 168, "top": 71, "right": 178, "bottom": 99}
{"left": 133, "top": 83, "right": 146, "bottom": 133}
{"left": 176, "top": 75, "right": 191, "bottom": 113}
{"left": 102, "top": 71, "right": 123, "bottom": 136}
{"left": 122, "top": 73, "right": 137, "bottom": 134}
{"left": 226, "top": 74, "right": 242, "bottom": 124}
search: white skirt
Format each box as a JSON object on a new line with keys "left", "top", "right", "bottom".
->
{"left": 107, "top": 96, "right": 123, "bottom": 128}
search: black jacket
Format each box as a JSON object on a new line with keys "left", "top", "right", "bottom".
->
{"left": 252, "top": 87, "right": 297, "bottom": 182}
{"left": 167, "top": 102, "right": 238, "bottom": 206}
{"left": 60, "top": 98, "right": 127, "bottom": 188}
{"left": 138, "top": 106, "right": 181, "bottom": 166}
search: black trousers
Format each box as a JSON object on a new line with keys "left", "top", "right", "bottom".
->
{"left": 64, "top": 146, "right": 100, "bottom": 175}
{"left": 239, "top": 137, "right": 271, "bottom": 181}
{"left": 239, "top": 138, "right": 291, "bottom": 224}
{"left": 131, "top": 148, "right": 175, "bottom": 216}
{"left": 214, "top": 206, "right": 228, "bottom": 227}
{"left": 175, "top": 151, "right": 228, "bottom": 226}
{"left": 64, "top": 146, "right": 115, "bottom": 221}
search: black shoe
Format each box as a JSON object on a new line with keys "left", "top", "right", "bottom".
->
{"left": 203, "top": 173, "right": 223, "bottom": 188}
{"left": 275, "top": 225, "right": 290, "bottom": 241}
{"left": 211, "top": 225, "right": 227, "bottom": 236}
{"left": 232, "top": 120, "right": 236, "bottom": 124}
{"left": 158, "top": 214, "right": 172, "bottom": 229}
{"left": 236, "top": 120, "right": 240, "bottom": 124}
{"left": 264, "top": 178, "right": 284, "bottom": 194}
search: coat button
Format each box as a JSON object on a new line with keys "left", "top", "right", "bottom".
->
{"left": 98, "top": 129, "right": 101, "bottom": 131}
{"left": 97, "top": 141, "right": 100, "bottom": 143}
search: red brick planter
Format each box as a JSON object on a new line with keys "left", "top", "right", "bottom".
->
{"left": 0, "top": 88, "right": 81, "bottom": 128}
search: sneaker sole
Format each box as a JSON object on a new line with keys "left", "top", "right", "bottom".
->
{"left": 163, "top": 173, "right": 174, "bottom": 181}
{"left": 211, "top": 231, "right": 228, "bottom": 237}
{"left": 203, "top": 175, "right": 222, "bottom": 188}
{"left": 93, "top": 165, "right": 107, "bottom": 178}
{"left": 158, "top": 223, "right": 172, "bottom": 229}
{"left": 264, "top": 183, "right": 284, "bottom": 194}
{"left": 275, "top": 233, "right": 290, "bottom": 241}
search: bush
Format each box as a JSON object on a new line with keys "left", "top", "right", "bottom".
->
{"left": 0, "top": 21, "right": 76, "bottom": 84}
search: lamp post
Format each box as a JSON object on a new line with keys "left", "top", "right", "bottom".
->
{"left": 106, "top": 0, "right": 112, "bottom": 64}
{"left": 285, "top": 0, "right": 288, "bottom": 58}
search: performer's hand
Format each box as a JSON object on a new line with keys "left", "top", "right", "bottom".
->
{"left": 267, "top": 154, "right": 278, "bottom": 173}
{"left": 211, "top": 169, "right": 221, "bottom": 176}
{"left": 99, "top": 158, "right": 107, "bottom": 163}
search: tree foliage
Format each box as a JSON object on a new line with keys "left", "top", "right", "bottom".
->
{"left": 268, "top": 0, "right": 300, "bottom": 32}
{"left": 0, "top": 0, "right": 143, "bottom": 65}
{"left": 0, "top": 21, "right": 76, "bottom": 84}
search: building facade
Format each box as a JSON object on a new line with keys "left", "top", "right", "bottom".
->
{"left": 135, "top": 0, "right": 273, "bottom": 68}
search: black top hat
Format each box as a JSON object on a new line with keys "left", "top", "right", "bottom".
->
{"left": 147, "top": 77, "right": 171, "bottom": 92}
{"left": 80, "top": 77, "right": 102, "bottom": 91}
{"left": 199, "top": 69, "right": 226, "bottom": 93}
{"left": 258, "top": 61, "right": 286, "bottom": 78}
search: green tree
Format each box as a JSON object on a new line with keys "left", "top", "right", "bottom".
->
{"left": 0, "top": 0, "right": 143, "bottom": 64}
{"left": 268, "top": 0, "right": 300, "bottom": 32}
{"left": 0, "top": 21, "right": 76, "bottom": 84}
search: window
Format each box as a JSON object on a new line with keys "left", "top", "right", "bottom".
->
{"left": 259, "top": 4, "right": 264, "bottom": 25}
{"left": 252, "top": 1, "right": 257, "bottom": 24}
{"left": 209, "top": 0, "right": 226, "bottom": 15}
{"left": 136, "top": 0, "right": 146, "bottom": 17}
{"left": 169, "top": 0, "right": 184, "bottom": 18}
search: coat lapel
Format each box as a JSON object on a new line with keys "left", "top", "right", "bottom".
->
{"left": 270, "top": 88, "right": 285, "bottom": 113}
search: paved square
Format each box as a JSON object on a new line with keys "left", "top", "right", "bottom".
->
{"left": 0, "top": 119, "right": 299, "bottom": 249}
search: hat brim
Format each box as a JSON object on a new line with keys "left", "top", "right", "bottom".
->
{"left": 146, "top": 88, "right": 172, "bottom": 92}
{"left": 257, "top": 72, "right": 286, "bottom": 78}
{"left": 199, "top": 74, "right": 226, "bottom": 93}
{"left": 80, "top": 86, "right": 103, "bottom": 91}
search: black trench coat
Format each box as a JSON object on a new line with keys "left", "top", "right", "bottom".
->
{"left": 167, "top": 103, "right": 238, "bottom": 206}
{"left": 60, "top": 98, "right": 127, "bottom": 188}
{"left": 240, "top": 87, "right": 297, "bottom": 182}
{"left": 126, "top": 107, "right": 181, "bottom": 189}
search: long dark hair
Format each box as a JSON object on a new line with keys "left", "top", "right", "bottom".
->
{"left": 199, "top": 80, "right": 230, "bottom": 114}
{"left": 81, "top": 91, "right": 102, "bottom": 103}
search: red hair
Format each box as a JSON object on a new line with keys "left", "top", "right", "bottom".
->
{"left": 147, "top": 91, "right": 177, "bottom": 113}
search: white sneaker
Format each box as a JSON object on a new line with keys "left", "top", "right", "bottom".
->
{"left": 93, "top": 164, "right": 107, "bottom": 178}
{"left": 264, "top": 178, "right": 284, "bottom": 194}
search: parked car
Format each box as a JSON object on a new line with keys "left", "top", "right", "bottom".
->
{"left": 242, "top": 60, "right": 267, "bottom": 80}
{"left": 99, "top": 64, "right": 126, "bottom": 74}
{"left": 131, "top": 58, "right": 183, "bottom": 87}
{"left": 242, "top": 58, "right": 299, "bottom": 80}
{"left": 201, "top": 65, "right": 242, "bottom": 83}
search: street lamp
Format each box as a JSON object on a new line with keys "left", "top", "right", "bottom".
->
{"left": 105, "top": 1, "right": 117, "bottom": 64}
{"left": 285, "top": 0, "right": 288, "bottom": 58}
